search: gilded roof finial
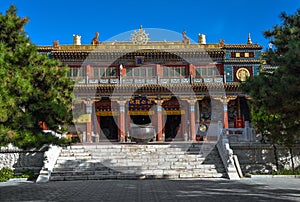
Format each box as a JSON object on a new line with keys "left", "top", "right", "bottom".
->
{"left": 182, "top": 30, "right": 190, "bottom": 45}
{"left": 91, "top": 32, "right": 101, "bottom": 45}
{"left": 247, "top": 33, "right": 252, "bottom": 44}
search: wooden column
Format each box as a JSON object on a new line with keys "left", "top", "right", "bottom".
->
{"left": 86, "top": 65, "right": 92, "bottom": 78}
{"left": 117, "top": 100, "right": 126, "bottom": 142}
{"left": 97, "top": 116, "right": 101, "bottom": 142}
{"left": 156, "top": 64, "right": 162, "bottom": 81}
{"left": 189, "top": 64, "right": 195, "bottom": 77}
{"left": 223, "top": 99, "right": 229, "bottom": 130}
{"left": 214, "top": 96, "right": 237, "bottom": 133}
{"left": 188, "top": 99, "right": 197, "bottom": 141}
{"left": 127, "top": 113, "right": 131, "bottom": 139}
{"left": 156, "top": 100, "right": 163, "bottom": 141}
{"left": 85, "top": 100, "right": 93, "bottom": 142}
{"left": 86, "top": 120, "right": 92, "bottom": 142}
{"left": 121, "top": 65, "right": 126, "bottom": 76}
{"left": 151, "top": 109, "right": 156, "bottom": 141}
{"left": 181, "top": 110, "right": 187, "bottom": 141}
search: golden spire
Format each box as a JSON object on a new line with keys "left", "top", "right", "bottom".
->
{"left": 247, "top": 33, "right": 252, "bottom": 44}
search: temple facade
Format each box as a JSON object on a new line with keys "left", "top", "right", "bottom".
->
{"left": 38, "top": 27, "right": 263, "bottom": 143}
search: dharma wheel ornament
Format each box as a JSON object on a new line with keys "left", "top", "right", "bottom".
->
{"left": 131, "top": 25, "right": 149, "bottom": 45}
{"left": 236, "top": 67, "right": 250, "bottom": 82}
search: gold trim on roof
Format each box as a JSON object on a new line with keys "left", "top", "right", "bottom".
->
{"left": 223, "top": 44, "right": 263, "bottom": 49}
{"left": 38, "top": 43, "right": 224, "bottom": 52}
{"left": 224, "top": 59, "right": 261, "bottom": 63}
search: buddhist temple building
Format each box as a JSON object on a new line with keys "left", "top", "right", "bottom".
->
{"left": 38, "top": 27, "right": 264, "bottom": 143}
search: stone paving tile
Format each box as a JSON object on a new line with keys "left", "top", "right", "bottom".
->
{"left": 0, "top": 178, "right": 299, "bottom": 202}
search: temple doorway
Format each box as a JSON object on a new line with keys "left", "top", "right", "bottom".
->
{"left": 164, "top": 115, "right": 181, "bottom": 141}
{"left": 100, "top": 116, "right": 118, "bottom": 141}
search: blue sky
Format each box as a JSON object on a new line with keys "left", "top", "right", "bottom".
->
{"left": 1, "top": 0, "right": 299, "bottom": 50}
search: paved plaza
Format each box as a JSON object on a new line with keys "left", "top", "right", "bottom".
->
{"left": 0, "top": 177, "right": 299, "bottom": 202}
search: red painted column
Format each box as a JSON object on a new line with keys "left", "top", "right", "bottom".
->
{"left": 121, "top": 65, "right": 126, "bottom": 76}
{"left": 156, "top": 100, "right": 163, "bottom": 141}
{"left": 118, "top": 101, "right": 126, "bottom": 142}
{"left": 156, "top": 64, "right": 162, "bottom": 77}
{"left": 223, "top": 99, "right": 229, "bottom": 130}
{"left": 97, "top": 116, "right": 101, "bottom": 142}
{"left": 42, "top": 122, "right": 47, "bottom": 130}
{"left": 127, "top": 113, "right": 130, "bottom": 140}
{"left": 189, "top": 100, "right": 197, "bottom": 141}
{"left": 181, "top": 113, "right": 185, "bottom": 140}
{"left": 86, "top": 120, "right": 92, "bottom": 142}
{"left": 85, "top": 100, "right": 93, "bottom": 142}
{"left": 86, "top": 65, "right": 92, "bottom": 78}
{"left": 189, "top": 64, "right": 195, "bottom": 77}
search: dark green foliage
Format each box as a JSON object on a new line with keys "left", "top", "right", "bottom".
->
{"left": 271, "top": 168, "right": 300, "bottom": 175}
{"left": 0, "top": 167, "right": 15, "bottom": 182}
{"left": 241, "top": 9, "right": 300, "bottom": 173}
{"left": 0, "top": 167, "right": 37, "bottom": 182}
{"left": 0, "top": 5, "right": 74, "bottom": 149}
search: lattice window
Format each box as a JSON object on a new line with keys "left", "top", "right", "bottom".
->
{"left": 68, "top": 67, "right": 84, "bottom": 77}
{"left": 163, "top": 66, "right": 186, "bottom": 77}
{"left": 126, "top": 67, "right": 155, "bottom": 77}
{"left": 93, "top": 67, "right": 117, "bottom": 77}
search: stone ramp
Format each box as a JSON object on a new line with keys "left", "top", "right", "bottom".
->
{"left": 50, "top": 143, "right": 227, "bottom": 181}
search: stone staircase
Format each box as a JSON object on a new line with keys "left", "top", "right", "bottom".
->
{"left": 50, "top": 143, "right": 227, "bottom": 181}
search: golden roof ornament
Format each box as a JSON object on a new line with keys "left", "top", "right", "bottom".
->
{"left": 73, "top": 34, "right": 81, "bottom": 45}
{"left": 131, "top": 25, "right": 149, "bottom": 45}
{"left": 247, "top": 33, "right": 252, "bottom": 44}
{"left": 91, "top": 32, "right": 101, "bottom": 45}
{"left": 182, "top": 30, "right": 190, "bottom": 45}
{"left": 219, "top": 39, "right": 225, "bottom": 47}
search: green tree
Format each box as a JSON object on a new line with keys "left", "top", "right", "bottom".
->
{"left": 241, "top": 9, "right": 300, "bottom": 172}
{"left": 0, "top": 5, "right": 74, "bottom": 149}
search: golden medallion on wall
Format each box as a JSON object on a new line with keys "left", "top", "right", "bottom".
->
{"left": 236, "top": 67, "right": 250, "bottom": 81}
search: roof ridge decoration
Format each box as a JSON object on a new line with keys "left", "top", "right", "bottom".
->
{"left": 182, "top": 30, "right": 190, "bottom": 45}
{"left": 131, "top": 25, "right": 149, "bottom": 45}
{"left": 247, "top": 33, "right": 252, "bottom": 45}
{"left": 91, "top": 32, "right": 101, "bottom": 45}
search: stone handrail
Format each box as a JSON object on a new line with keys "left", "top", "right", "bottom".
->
{"left": 216, "top": 134, "right": 241, "bottom": 180}
{"left": 36, "top": 145, "right": 61, "bottom": 183}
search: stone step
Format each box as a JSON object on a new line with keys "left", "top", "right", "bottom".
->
{"left": 50, "top": 144, "right": 226, "bottom": 181}
{"left": 53, "top": 163, "right": 223, "bottom": 170}
{"left": 50, "top": 170, "right": 224, "bottom": 181}
{"left": 54, "top": 159, "right": 220, "bottom": 167}
{"left": 59, "top": 152, "right": 91, "bottom": 157}
{"left": 51, "top": 174, "right": 147, "bottom": 181}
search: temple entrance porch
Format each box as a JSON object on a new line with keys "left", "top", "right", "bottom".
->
{"left": 71, "top": 95, "right": 251, "bottom": 143}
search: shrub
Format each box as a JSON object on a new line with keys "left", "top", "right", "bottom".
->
{"left": 0, "top": 167, "right": 37, "bottom": 182}
{"left": 0, "top": 167, "right": 15, "bottom": 182}
{"left": 271, "top": 169, "right": 300, "bottom": 175}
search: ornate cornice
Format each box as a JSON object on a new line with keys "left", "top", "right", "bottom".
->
{"left": 223, "top": 44, "right": 263, "bottom": 49}
{"left": 224, "top": 59, "right": 262, "bottom": 64}
{"left": 73, "top": 82, "right": 242, "bottom": 96}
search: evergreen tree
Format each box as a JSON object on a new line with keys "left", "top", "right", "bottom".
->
{"left": 0, "top": 5, "right": 74, "bottom": 149}
{"left": 241, "top": 9, "right": 300, "bottom": 171}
